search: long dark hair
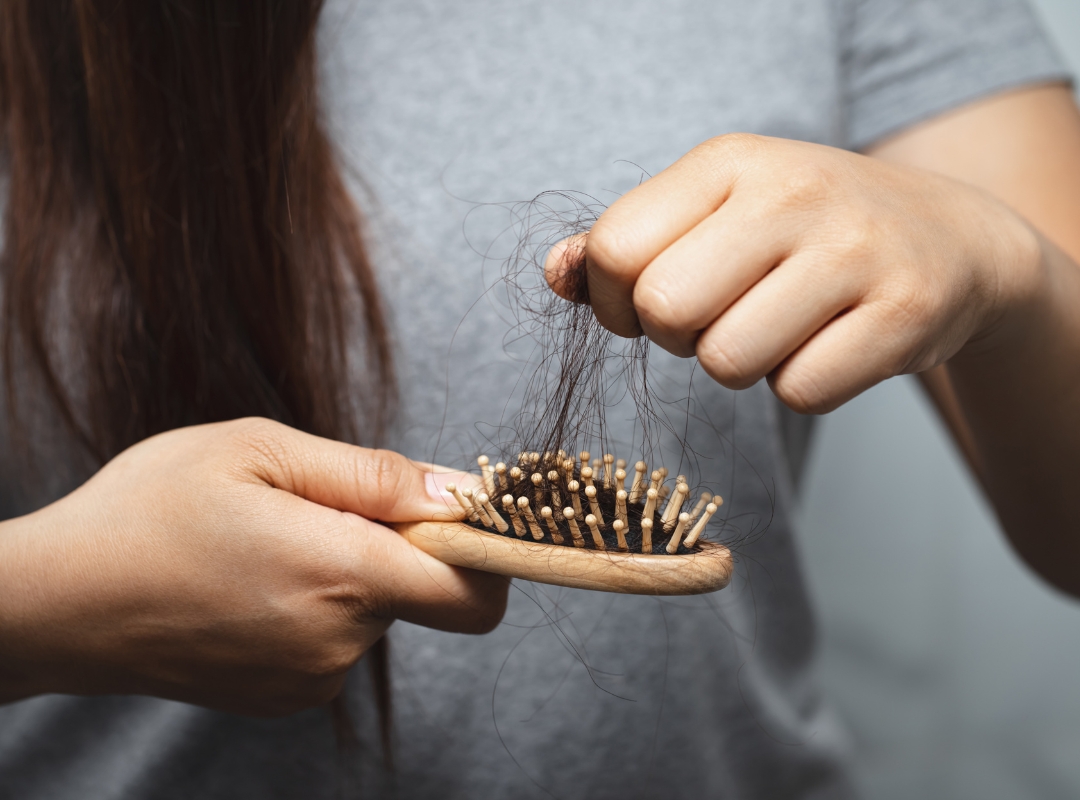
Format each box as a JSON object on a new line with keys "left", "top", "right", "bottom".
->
{"left": 0, "top": 0, "right": 393, "bottom": 757}
{"left": 0, "top": 0, "right": 393, "bottom": 460}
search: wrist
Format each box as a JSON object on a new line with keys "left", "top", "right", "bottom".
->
{"left": 956, "top": 202, "right": 1048, "bottom": 363}
{"left": 0, "top": 502, "right": 111, "bottom": 701}
{"left": 0, "top": 513, "right": 56, "bottom": 701}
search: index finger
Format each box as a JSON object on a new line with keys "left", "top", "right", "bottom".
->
{"left": 582, "top": 135, "right": 752, "bottom": 337}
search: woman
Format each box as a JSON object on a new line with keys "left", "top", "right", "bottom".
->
{"left": 1, "top": 0, "right": 1078, "bottom": 797}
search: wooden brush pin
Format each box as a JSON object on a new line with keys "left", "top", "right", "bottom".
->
{"left": 642, "top": 487, "right": 659, "bottom": 525}
{"left": 478, "top": 492, "right": 508, "bottom": 533}
{"left": 567, "top": 479, "right": 584, "bottom": 518}
{"left": 615, "top": 467, "right": 627, "bottom": 493}
{"left": 655, "top": 468, "right": 671, "bottom": 502}
{"left": 602, "top": 454, "right": 614, "bottom": 488}
{"left": 661, "top": 482, "right": 689, "bottom": 529}
{"left": 466, "top": 488, "right": 493, "bottom": 527}
{"left": 509, "top": 466, "right": 523, "bottom": 486}
{"left": 648, "top": 470, "right": 662, "bottom": 496}
{"left": 579, "top": 450, "right": 590, "bottom": 473}
{"left": 540, "top": 506, "right": 564, "bottom": 544}
{"left": 585, "top": 514, "right": 606, "bottom": 550}
{"left": 580, "top": 465, "right": 595, "bottom": 490}
{"left": 686, "top": 491, "right": 712, "bottom": 526}
{"left": 612, "top": 518, "right": 629, "bottom": 552}
{"left": 658, "top": 473, "right": 680, "bottom": 504}
{"left": 629, "top": 461, "right": 647, "bottom": 503}
{"left": 495, "top": 462, "right": 508, "bottom": 492}
{"left": 531, "top": 472, "right": 545, "bottom": 509}
{"left": 503, "top": 494, "right": 526, "bottom": 537}
{"left": 683, "top": 501, "right": 718, "bottom": 548}
{"left": 640, "top": 517, "right": 653, "bottom": 553}
{"left": 547, "top": 470, "right": 562, "bottom": 512}
{"left": 478, "top": 455, "right": 496, "bottom": 496}
{"left": 446, "top": 483, "right": 479, "bottom": 522}
{"left": 518, "top": 496, "right": 543, "bottom": 540}
{"left": 563, "top": 507, "right": 585, "bottom": 547}
{"left": 615, "top": 489, "right": 628, "bottom": 527}
{"left": 665, "top": 512, "right": 691, "bottom": 554}
{"left": 584, "top": 485, "right": 605, "bottom": 526}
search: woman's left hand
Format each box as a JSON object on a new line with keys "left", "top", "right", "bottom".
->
{"left": 546, "top": 133, "right": 1041, "bottom": 414}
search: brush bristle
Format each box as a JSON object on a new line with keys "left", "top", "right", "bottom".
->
{"left": 463, "top": 450, "right": 721, "bottom": 555}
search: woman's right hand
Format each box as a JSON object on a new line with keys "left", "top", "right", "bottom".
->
{"left": 0, "top": 418, "right": 507, "bottom": 716}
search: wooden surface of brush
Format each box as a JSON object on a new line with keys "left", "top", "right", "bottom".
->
{"left": 393, "top": 518, "right": 733, "bottom": 595}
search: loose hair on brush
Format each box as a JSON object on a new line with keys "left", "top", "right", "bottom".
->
{"left": 0, "top": 0, "right": 393, "bottom": 762}
{"left": 426, "top": 191, "right": 743, "bottom": 563}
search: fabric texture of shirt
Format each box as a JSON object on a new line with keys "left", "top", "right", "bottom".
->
{"left": 0, "top": 1, "right": 1068, "bottom": 798}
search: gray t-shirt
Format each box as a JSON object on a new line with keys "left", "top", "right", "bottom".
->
{"left": 0, "top": 1, "right": 1067, "bottom": 798}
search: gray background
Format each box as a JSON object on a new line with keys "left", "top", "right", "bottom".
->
{"left": 797, "top": 2, "right": 1080, "bottom": 796}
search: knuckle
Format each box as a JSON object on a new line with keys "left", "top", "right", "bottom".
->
{"left": 826, "top": 210, "right": 881, "bottom": 265}
{"left": 227, "top": 416, "right": 284, "bottom": 443}
{"left": 226, "top": 417, "right": 289, "bottom": 462}
{"left": 360, "top": 448, "right": 412, "bottom": 515}
{"left": 220, "top": 417, "right": 296, "bottom": 483}
{"left": 876, "top": 273, "right": 934, "bottom": 329}
{"left": 773, "top": 161, "right": 834, "bottom": 208}
{"left": 701, "top": 132, "right": 766, "bottom": 160}
{"left": 585, "top": 218, "right": 639, "bottom": 277}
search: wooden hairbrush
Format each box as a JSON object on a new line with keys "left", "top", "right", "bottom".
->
{"left": 395, "top": 450, "right": 732, "bottom": 595}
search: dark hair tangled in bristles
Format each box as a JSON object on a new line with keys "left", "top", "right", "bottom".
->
{"left": 458, "top": 450, "right": 719, "bottom": 555}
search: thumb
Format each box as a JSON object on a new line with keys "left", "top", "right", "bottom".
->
{"left": 233, "top": 419, "right": 470, "bottom": 523}
{"left": 544, "top": 232, "right": 590, "bottom": 303}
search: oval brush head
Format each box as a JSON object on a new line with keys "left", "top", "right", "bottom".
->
{"left": 395, "top": 450, "right": 732, "bottom": 596}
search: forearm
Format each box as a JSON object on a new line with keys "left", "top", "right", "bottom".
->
{"left": 945, "top": 234, "right": 1080, "bottom": 596}
{"left": 866, "top": 85, "right": 1080, "bottom": 595}
{"left": 0, "top": 513, "right": 56, "bottom": 702}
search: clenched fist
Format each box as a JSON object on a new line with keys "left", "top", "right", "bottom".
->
{"left": 547, "top": 133, "right": 1040, "bottom": 414}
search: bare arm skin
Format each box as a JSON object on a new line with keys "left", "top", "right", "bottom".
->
{"left": 548, "top": 84, "right": 1080, "bottom": 597}
{"left": 869, "top": 84, "right": 1080, "bottom": 597}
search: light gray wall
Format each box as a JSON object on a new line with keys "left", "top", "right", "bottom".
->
{"left": 796, "top": 3, "right": 1080, "bottom": 798}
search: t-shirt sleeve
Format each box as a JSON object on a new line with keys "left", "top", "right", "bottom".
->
{"left": 842, "top": 0, "right": 1073, "bottom": 150}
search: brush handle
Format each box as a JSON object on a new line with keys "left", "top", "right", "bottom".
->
{"left": 393, "top": 520, "right": 732, "bottom": 596}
